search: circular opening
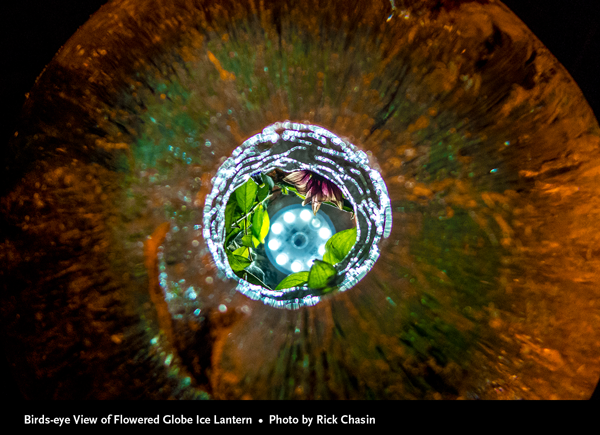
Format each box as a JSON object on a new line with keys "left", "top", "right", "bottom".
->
{"left": 292, "top": 233, "right": 307, "bottom": 248}
{"left": 203, "top": 122, "right": 392, "bottom": 309}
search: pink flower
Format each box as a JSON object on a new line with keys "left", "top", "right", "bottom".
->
{"left": 283, "top": 170, "right": 344, "bottom": 214}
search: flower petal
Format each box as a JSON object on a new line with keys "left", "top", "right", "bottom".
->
{"left": 282, "top": 171, "right": 311, "bottom": 193}
{"left": 311, "top": 199, "right": 322, "bottom": 215}
{"left": 285, "top": 171, "right": 344, "bottom": 214}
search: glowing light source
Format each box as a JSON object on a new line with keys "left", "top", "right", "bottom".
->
{"left": 318, "top": 245, "right": 326, "bottom": 255}
{"left": 283, "top": 212, "right": 296, "bottom": 223}
{"left": 268, "top": 239, "right": 281, "bottom": 251}
{"left": 319, "top": 228, "right": 332, "bottom": 239}
{"left": 300, "top": 209, "right": 312, "bottom": 221}
{"left": 276, "top": 253, "right": 289, "bottom": 265}
{"left": 263, "top": 204, "right": 338, "bottom": 275}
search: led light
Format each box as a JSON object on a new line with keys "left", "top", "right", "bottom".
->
{"left": 284, "top": 212, "right": 296, "bottom": 223}
{"left": 319, "top": 228, "right": 332, "bottom": 239}
{"left": 318, "top": 245, "right": 326, "bottom": 255}
{"left": 264, "top": 204, "right": 337, "bottom": 275}
{"left": 268, "top": 239, "right": 281, "bottom": 251}
{"left": 276, "top": 253, "right": 289, "bottom": 265}
{"left": 300, "top": 209, "right": 312, "bottom": 221}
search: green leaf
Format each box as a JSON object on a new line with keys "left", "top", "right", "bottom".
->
{"left": 280, "top": 183, "right": 306, "bottom": 200}
{"left": 226, "top": 251, "right": 252, "bottom": 272}
{"left": 307, "top": 260, "right": 337, "bottom": 289}
{"left": 233, "top": 246, "right": 249, "bottom": 258}
{"left": 275, "top": 271, "right": 309, "bottom": 290}
{"left": 251, "top": 204, "right": 270, "bottom": 243}
{"left": 225, "top": 197, "right": 240, "bottom": 233}
{"left": 342, "top": 205, "right": 354, "bottom": 214}
{"left": 257, "top": 182, "right": 270, "bottom": 203}
{"left": 239, "top": 270, "right": 272, "bottom": 290}
{"left": 241, "top": 234, "right": 255, "bottom": 248}
{"left": 342, "top": 198, "right": 354, "bottom": 212}
{"left": 282, "top": 183, "right": 297, "bottom": 193}
{"left": 235, "top": 178, "right": 258, "bottom": 213}
{"left": 261, "top": 172, "right": 275, "bottom": 190}
{"left": 225, "top": 227, "right": 242, "bottom": 246}
{"left": 323, "top": 228, "right": 357, "bottom": 265}
{"left": 240, "top": 234, "right": 260, "bottom": 248}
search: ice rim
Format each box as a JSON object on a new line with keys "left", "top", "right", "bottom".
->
{"left": 203, "top": 122, "right": 392, "bottom": 309}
